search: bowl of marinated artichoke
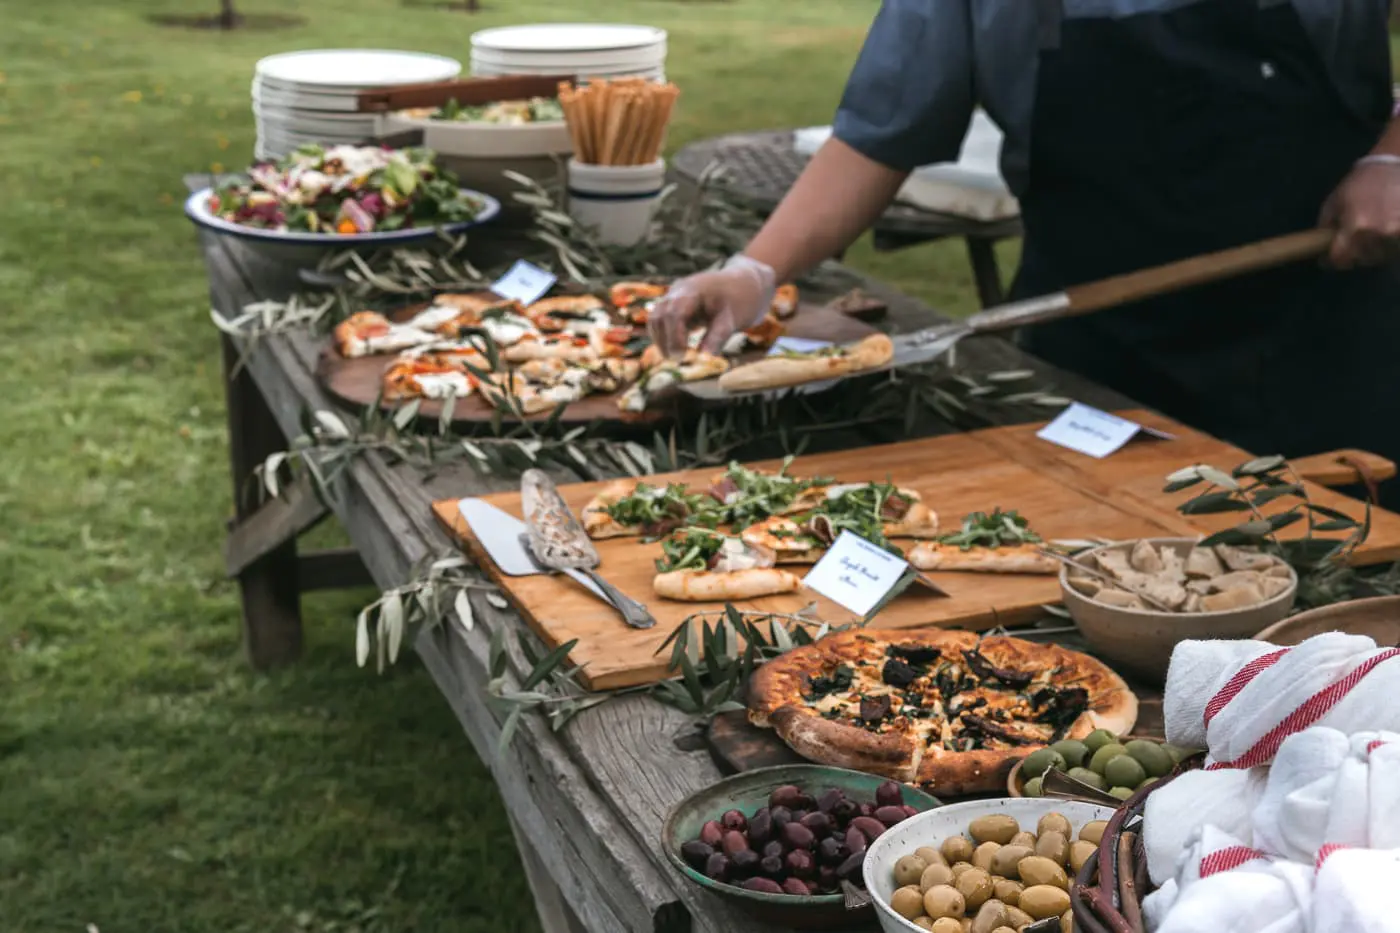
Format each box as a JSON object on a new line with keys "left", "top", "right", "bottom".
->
{"left": 1059, "top": 538, "right": 1297, "bottom": 683}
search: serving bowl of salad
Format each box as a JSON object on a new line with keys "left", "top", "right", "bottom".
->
{"left": 378, "top": 96, "right": 572, "bottom": 159}
{"left": 184, "top": 144, "right": 501, "bottom": 264}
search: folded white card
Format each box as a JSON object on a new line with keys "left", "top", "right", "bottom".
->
{"left": 803, "top": 531, "right": 910, "bottom": 617}
{"left": 1036, "top": 402, "right": 1175, "bottom": 459}
{"left": 491, "top": 260, "right": 556, "bottom": 306}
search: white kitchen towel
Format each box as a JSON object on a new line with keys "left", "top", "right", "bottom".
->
{"left": 1144, "top": 767, "right": 1268, "bottom": 885}
{"left": 1163, "top": 638, "right": 1280, "bottom": 748}
{"left": 1163, "top": 633, "right": 1400, "bottom": 768}
{"left": 1312, "top": 846, "right": 1400, "bottom": 933}
{"left": 1151, "top": 826, "right": 1311, "bottom": 933}
{"left": 1253, "top": 730, "right": 1400, "bottom": 862}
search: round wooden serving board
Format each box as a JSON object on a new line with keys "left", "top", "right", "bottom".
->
{"left": 315, "top": 292, "right": 878, "bottom": 426}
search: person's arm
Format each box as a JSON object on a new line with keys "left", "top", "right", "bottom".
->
{"left": 741, "top": 139, "right": 910, "bottom": 284}
{"left": 1323, "top": 114, "right": 1400, "bottom": 268}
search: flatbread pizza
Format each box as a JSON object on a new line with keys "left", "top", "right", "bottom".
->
{"left": 748, "top": 628, "right": 1138, "bottom": 794}
{"left": 910, "top": 508, "right": 1057, "bottom": 575}
{"left": 717, "top": 333, "right": 894, "bottom": 392}
{"left": 739, "top": 481, "right": 937, "bottom": 562}
{"left": 582, "top": 481, "right": 718, "bottom": 540}
{"left": 652, "top": 528, "right": 803, "bottom": 602}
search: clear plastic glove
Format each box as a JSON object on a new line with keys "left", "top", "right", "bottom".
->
{"left": 1320, "top": 156, "right": 1400, "bottom": 269}
{"left": 648, "top": 254, "right": 776, "bottom": 356}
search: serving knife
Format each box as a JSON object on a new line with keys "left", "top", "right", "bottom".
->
{"left": 519, "top": 469, "right": 657, "bottom": 629}
{"left": 680, "top": 228, "right": 1334, "bottom": 401}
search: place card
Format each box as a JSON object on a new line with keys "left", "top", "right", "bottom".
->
{"left": 1036, "top": 402, "right": 1175, "bottom": 459}
{"left": 803, "top": 531, "right": 910, "bottom": 616}
{"left": 491, "top": 260, "right": 557, "bottom": 306}
{"left": 767, "top": 337, "right": 838, "bottom": 395}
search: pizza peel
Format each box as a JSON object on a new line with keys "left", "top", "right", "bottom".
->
{"left": 680, "top": 228, "right": 1335, "bottom": 402}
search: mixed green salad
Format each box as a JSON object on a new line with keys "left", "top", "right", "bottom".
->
{"left": 206, "top": 144, "right": 483, "bottom": 235}
{"left": 430, "top": 97, "right": 564, "bottom": 124}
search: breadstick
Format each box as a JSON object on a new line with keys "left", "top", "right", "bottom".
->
{"left": 600, "top": 88, "right": 628, "bottom": 165}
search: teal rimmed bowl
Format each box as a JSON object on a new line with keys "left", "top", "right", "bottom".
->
{"left": 662, "top": 765, "right": 943, "bottom": 929}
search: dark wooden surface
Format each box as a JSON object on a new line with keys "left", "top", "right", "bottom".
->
{"left": 671, "top": 130, "right": 1024, "bottom": 307}
{"left": 189, "top": 172, "right": 1140, "bottom": 933}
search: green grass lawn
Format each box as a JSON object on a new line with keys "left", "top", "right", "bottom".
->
{"left": 1, "top": 5, "right": 1395, "bottom": 933}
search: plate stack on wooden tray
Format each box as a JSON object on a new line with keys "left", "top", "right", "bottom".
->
{"left": 469, "top": 24, "right": 667, "bottom": 83}
{"left": 251, "top": 49, "right": 463, "bottom": 159}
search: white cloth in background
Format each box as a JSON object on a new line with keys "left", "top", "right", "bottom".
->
{"left": 1148, "top": 826, "right": 1311, "bottom": 933}
{"left": 1144, "top": 767, "right": 1268, "bottom": 886}
{"left": 1312, "top": 847, "right": 1400, "bottom": 933}
{"left": 1162, "top": 633, "right": 1400, "bottom": 768}
{"left": 791, "top": 110, "right": 1020, "bottom": 222}
{"left": 1252, "top": 730, "right": 1400, "bottom": 863}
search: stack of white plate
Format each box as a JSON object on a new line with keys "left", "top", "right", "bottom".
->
{"left": 469, "top": 24, "right": 667, "bottom": 83}
{"left": 252, "top": 49, "right": 463, "bottom": 160}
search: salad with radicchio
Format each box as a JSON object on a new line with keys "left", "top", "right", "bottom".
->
{"left": 207, "top": 145, "right": 484, "bottom": 235}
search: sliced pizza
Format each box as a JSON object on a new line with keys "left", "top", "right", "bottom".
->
{"left": 771, "top": 283, "right": 799, "bottom": 319}
{"left": 740, "top": 482, "right": 936, "bottom": 562}
{"left": 908, "top": 509, "right": 1057, "bottom": 575}
{"left": 382, "top": 357, "right": 477, "bottom": 401}
{"left": 524, "top": 295, "right": 613, "bottom": 335}
{"left": 477, "top": 367, "right": 593, "bottom": 415}
{"left": 582, "top": 481, "right": 718, "bottom": 540}
{"left": 617, "top": 350, "right": 729, "bottom": 412}
{"left": 333, "top": 311, "right": 438, "bottom": 358}
{"left": 706, "top": 459, "right": 833, "bottom": 528}
{"left": 652, "top": 528, "right": 803, "bottom": 602}
{"left": 409, "top": 294, "right": 522, "bottom": 337}
{"left": 609, "top": 281, "right": 668, "bottom": 324}
{"left": 817, "top": 482, "right": 939, "bottom": 539}
{"left": 717, "top": 333, "right": 894, "bottom": 392}
{"left": 502, "top": 332, "right": 599, "bottom": 364}
{"left": 740, "top": 516, "right": 827, "bottom": 564}
{"left": 721, "top": 312, "right": 787, "bottom": 356}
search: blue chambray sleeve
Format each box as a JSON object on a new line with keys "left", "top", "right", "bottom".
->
{"left": 832, "top": 0, "right": 975, "bottom": 171}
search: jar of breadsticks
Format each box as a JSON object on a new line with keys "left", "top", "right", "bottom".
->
{"left": 557, "top": 78, "right": 679, "bottom": 246}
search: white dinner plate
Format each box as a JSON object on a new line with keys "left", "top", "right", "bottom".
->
{"left": 255, "top": 49, "right": 462, "bottom": 90}
{"left": 471, "top": 23, "right": 665, "bottom": 53}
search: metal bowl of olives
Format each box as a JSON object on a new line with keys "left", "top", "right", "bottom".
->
{"left": 862, "top": 798, "right": 1116, "bottom": 933}
{"left": 1004, "top": 731, "right": 1195, "bottom": 801}
{"left": 662, "top": 764, "right": 943, "bottom": 929}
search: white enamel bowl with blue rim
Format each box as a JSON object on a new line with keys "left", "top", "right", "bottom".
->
{"left": 183, "top": 186, "right": 501, "bottom": 266}
{"left": 863, "top": 798, "right": 1116, "bottom": 933}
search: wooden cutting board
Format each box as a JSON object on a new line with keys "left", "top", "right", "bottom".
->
{"left": 432, "top": 410, "right": 1400, "bottom": 690}
{"left": 317, "top": 296, "right": 875, "bottom": 426}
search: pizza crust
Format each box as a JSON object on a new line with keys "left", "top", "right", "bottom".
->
{"left": 652, "top": 567, "right": 803, "bottom": 601}
{"left": 717, "top": 333, "right": 894, "bottom": 392}
{"left": 771, "top": 707, "right": 923, "bottom": 783}
{"left": 908, "top": 542, "right": 1059, "bottom": 574}
{"left": 582, "top": 480, "right": 645, "bottom": 539}
{"left": 740, "top": 517, "right": 825, "bottom": 564}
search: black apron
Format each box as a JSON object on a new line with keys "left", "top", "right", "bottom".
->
{"left": 1017, "top": 0, "right": 1400, "bottom": 507}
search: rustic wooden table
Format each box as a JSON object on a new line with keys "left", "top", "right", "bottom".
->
{"left": 671, "top": 130, "right": 1024, "bottom": 308}
{"left": 189, "top": 176, "right": 1140, "bottom": 933}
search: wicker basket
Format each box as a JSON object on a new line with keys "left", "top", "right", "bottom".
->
{"left": 1071, "top": 756, "right": 1204, "bottom": 933}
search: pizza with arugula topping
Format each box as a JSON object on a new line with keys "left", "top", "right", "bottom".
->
{"left": 582, "top": 481, "right": 719, "bottom": 540}
{"left": 748, "top": 629, "right": 1137, "bottom": 794}
{"left": 706, "top": 459, "right": 834, "bottom": 529}
{"left": 739, "top": 481, "right": 939, "bottom": 562}
{"left": 652, "top": 529, "right": 802, "bottom": 602}
{"left": 908, "top": 508, "right": 1059, "bottom": 575}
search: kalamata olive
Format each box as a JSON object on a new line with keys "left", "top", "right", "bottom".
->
{"left": 858, "top": 802, "right": 877, "bottom": 818}
{"left": 782, "top": 822, "right": 816, "bottom": 851}
{"left": 681, "top": 840, "right": 715, "bottom": 869}
{"left": 721, "top": 809, "right": 748, "bottom": 833}
{"left": 699, "top": 820, "right": 724, "bottom": 848}
{"left": 782, "top": 877, "right": 813, "bottom": 896}
{"left": 876, "top": 780, "right": 904, "bottom": 808}
{"left": 749, "top": 809, "right": 774, "bottom": 846}
{"left": 703, "top": 852, "right": 730, "bottom": 881}
{"left": 845, "top": 826, "right": 867, "bottom": 855}
{"left": 850, "top": 815, "right": 887, "bottom": 843}
{"left": 769, "top": 784, "right": 804, "bottom": 809}
{"left": 762, "top": 840, "right": 785, "bottom": 860}
{"left": 800, "top": 811, "right": 833, "bottom": 837}
{"left": 786, "top": 848, "right": 817, "bottom": 879}
{"left": 794, "top": 793, "right": 817, "bottom": 811}
{"left": 817, "top": 836, "right": 847, "bottom": 866}
{"left": 817, "top": 788, "right": 845, "bottom": 813}
{"left": 731, "top": 849, "right": 761, "bottom": 877}
{"left": 722, "top": 830, "right": 750, "bottom": 857}
{"left": 875, "top": 805, "right": 909, "bottom": 827}
{"left": 770, "top": 806, "right": 793, "bottom": 830}
{"left": 832, "top": 799, "right": 859, "bottom": 824}
{"left": 790, "top": 809, "right": 811, "bottom": 825}
{"left": 901, "top": 805, "right": 920, "bottom": 819}
{"left": 818, "top": 866, "right": 839, "bottom": 891}
{"left": 836, "top": 850, "right": 866, "bottom": 882}
{"left": 759, "top": 855, "right": 785, "bottom": 878}
{"left": 742, "top": 877, "right": 784, "bottom": 895}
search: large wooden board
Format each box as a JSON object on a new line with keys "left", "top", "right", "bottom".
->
{"left": 432, "top": 410, "right": 1400, "bottom": 690}
{"left": 317, "top": 295, "right": 876, "bottom": 426}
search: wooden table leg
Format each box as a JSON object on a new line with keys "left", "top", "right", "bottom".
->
{"left": 508, "top": 812, "right": 591, "bottom": 933}
{"left": 966, "top": 236, "right": 1006, "bottom": 308}
{"left": 221, "top": 334, "right": 304, "bottom": 668}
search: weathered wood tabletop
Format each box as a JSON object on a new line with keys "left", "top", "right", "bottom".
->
{"left": 188, "top": 176, "right": 1142, "bottom": 933}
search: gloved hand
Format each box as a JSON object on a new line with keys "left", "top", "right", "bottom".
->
{"left": 648, "top": 254, "right": 776, "bottom": 356}
{"left": 1320, "top": 155, "right": 1400, "bottom": 269}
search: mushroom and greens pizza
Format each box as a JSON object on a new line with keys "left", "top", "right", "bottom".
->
{"left": 748, "top": 629, "right": 1137, "bottom": 795}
